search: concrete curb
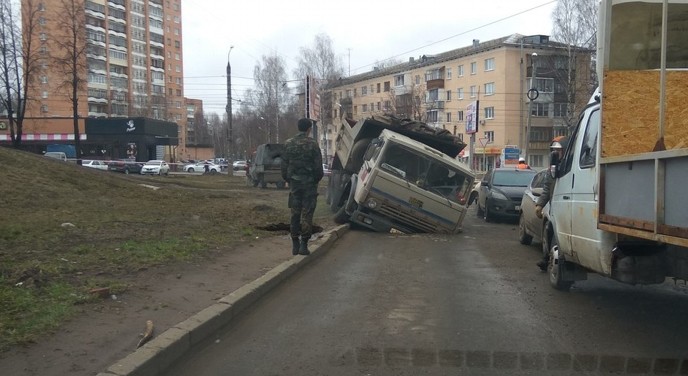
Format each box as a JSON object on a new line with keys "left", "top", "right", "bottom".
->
{"left": 97, "top": 225, "right": 349, "bottom": 376}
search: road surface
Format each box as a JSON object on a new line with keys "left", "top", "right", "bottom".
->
{"left": 167, "top": 207, "right": 688, "bottom": 375}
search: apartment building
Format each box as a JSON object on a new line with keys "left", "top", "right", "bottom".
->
{"left": 327, "top": 34, "right": 592, "bottom": 171}
{"left": 11, "top": 0, "right": 189, "bottom": 161}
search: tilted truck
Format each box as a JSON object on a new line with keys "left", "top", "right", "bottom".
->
{"left": 326, "top": 115, "right": 474, "bottom": 234}
{"left": 543, "top": 0, "right": 688, "bottom": 290}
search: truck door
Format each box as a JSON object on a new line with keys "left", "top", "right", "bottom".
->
{"left": 569, "top": 108, "right": 602, "bottom": 269}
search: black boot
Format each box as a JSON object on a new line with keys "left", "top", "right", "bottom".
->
{"left": 291, "top": 237, "right": 300, "bottom": 255}
{"left": 537, "top": 258, "right": 548, "bottom": 271}
{"left": 298, "top": 236, "right": 311, "bottom": 256}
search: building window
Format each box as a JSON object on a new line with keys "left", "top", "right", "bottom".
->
{"left": 384, "top": 81, "right": 390, "bottom": 92}
{"left": 446, "top": 68, "right": 452, "bottom": 80}
{"left": 376, "top": 83, "right": 380, "bottom": 93}
{"left": 361, "top": 85, "right": 367, "bottom": 96}
{"left": 458, "top": 65, "right": 464, "bottom": 77}
{"left": 470, "top": 62, "right": 477, "bottom": 75}
{"left": 38, "top": 17, "right": 45, "bottom": 25}
{"left": 394, "top": 74, "right": 404, "bottom": 86}
{"left": 485, "top": 131, "right": 494, "bottom": 143}
{"left": 446, "top": 90, "right": 452, "bottom": 101}
{"left": 41, "top": 105, "right": 48, "bottom": 112}
{"left": 42, "top": 91, "right": 48, "bottom": 99}
{"left": 427, "top": 110, "right": 438, "bottom": 123}
{"left": 534, "top": 78, "right": 554, "bottom": 93}
{"left": 553, "top": 103, "right": 568, "bottom": 117}
{"left": 446, "top": 112, "right": 452, "bottom": 122}
{"left": 384, "top": 100, "right": 390, "bottom": 110}
{"left": 484, "top": 58, "right": 495, "bottom": 71}
{"left": 470, "top": 85, "right": 477, "bottom": 98}
{"left": 484, "top": 106, "right": 495, "bottom": 119}
{"left": 457, "top": 110, "right": 464, "bottom": 121}
{"left": 484, "top": 82, "right": 495, "bottom": 96}
{"left": 40, "top": 76, "right": 48, "bottom": 84}
{"left": 354, "top": 105, "right": 357, "bottom": 114}
{"left": 415, "top": 75, "right": 420, "bottom": 85}
{"left": 354, "top": 88, "right": 357, "bottom": 97}
{"left": 458, "top": 88, "right": 464, "bottom": 100}
{"left": 38, "top": 2, "right": 45, "bottom": 11}
{"left": 532, "top": 103, "right": 550, "bottom": 117}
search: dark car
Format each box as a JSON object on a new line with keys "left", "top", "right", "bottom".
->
{"left": 476, "top": 167, "right": 537, "bottom": 222}
{"left": 107, "top": 159, "right": 144, "bottom": 174}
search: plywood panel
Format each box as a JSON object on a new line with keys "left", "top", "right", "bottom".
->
{"left": 601, "top": 70, "right": 660, "bottom": 157}
{"left": 665, "top": 71, "right": 688, "bottom": 150}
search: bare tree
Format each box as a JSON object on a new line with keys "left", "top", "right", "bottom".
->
{"left": 52, "top": 0, "right": 87, "bottom": 162}
{"left": 551, "top": 0, "right": 598, "bottom": 126}
{"left": 0, "top": 0, "right": 39, "bottom": 147}
{"left": 293, "top": 33, "right": 345, "bottom": 133}
{"left": 252, "top": 53, "right": 291, "bottom": 144}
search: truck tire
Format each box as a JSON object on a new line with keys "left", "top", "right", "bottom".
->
{"left": 548, "top": 236, "right": 573, "bottom": 291}
{"left": 332, "top": 182, "right": 353, "bottom": 224}
{"left": 518, "top": 213, "right": 533, "bottom": 245}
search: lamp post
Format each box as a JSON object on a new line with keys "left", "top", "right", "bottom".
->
{"left": 226, "top": 46, "right": 234, "bottom": 161}
{"left": 524, "top": 52, "right": 538, "bottom": 162}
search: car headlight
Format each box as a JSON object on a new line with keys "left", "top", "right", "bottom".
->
{"left": 366, "top": 198, "right": 378, "bottom": 209}
{"left": 490, "top": 191, "right": 508, "bottom": 201}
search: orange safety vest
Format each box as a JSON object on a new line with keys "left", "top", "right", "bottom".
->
{"left": 517, "top": 163, "right": 530, "bottom": 169}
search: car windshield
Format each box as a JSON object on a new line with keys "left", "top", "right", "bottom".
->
{"left": 492, "top": 170, "right": 536, "bottom": 186}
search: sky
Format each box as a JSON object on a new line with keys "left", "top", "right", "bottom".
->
{"left": 180, "top": 0, "right": 559, "bottom": 116}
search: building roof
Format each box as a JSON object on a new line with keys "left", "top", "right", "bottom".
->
{"left": 332, "top": 33, "right": 590, "bottom": 88}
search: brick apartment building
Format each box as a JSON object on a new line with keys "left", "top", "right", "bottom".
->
{"left": 4, "top": 0, "right": 198, "bottom": 162}
{"left": 326, "top": 34, "right": 593, "bottom": 171}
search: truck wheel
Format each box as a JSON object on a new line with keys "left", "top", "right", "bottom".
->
{"left": 518, "top": 213, "right": 533, "bottom": 245}
{"left": 548, "top": 237, "right": 573, "bottom": 291}
{"left": 333, "top": 205, "right": 350, "bottom": 224}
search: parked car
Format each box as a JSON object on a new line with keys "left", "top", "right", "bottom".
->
{"left": 44, "top": 151, "right": 67, "bottom": 161}
{"left": 140, "top": 160, "right": 170, "bottom": 175}
{"left": 82, "top": 160, "right": 108, "bottom": 171}
{"left": 183, "top": 161, "right": 221, "bottom": 173}
{"left": 518, "top": 169, "right": 549, "bottom": 245}
{"left": 476, "top": 167, "right": 537, "bottom": 222}
{"left": 108, "top": 159, "right": 144, "bottom": 174}
{"left": 232, "top": 160, "right": 248, "bottom": 171}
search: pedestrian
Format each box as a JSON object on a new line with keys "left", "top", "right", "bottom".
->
{"left": 517, "top": 157, "right": 530, "bottom": 169}
{"left": 281, "top": 118, "right": 324, "bottom": 256}
{"left": 535, "top": 136, "right": 566, "bottom": 270}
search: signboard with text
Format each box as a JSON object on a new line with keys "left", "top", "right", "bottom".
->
{"left": 465, "top": 101, "right": 478, "bottom": 134}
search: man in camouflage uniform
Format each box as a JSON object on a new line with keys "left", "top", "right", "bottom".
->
{"left": 281, "top": 118, "right": 324, "bottom": 256}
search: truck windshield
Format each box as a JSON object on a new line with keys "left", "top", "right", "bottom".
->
{"left": 379, "top": 142, "right": 470, "bottom": 204}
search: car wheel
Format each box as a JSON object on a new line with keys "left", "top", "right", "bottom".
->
{"left": 188, "top": 168, "right": 195, "bottom": 172}
{"left": 518, "top": 213, "right": 533, "bottom": 245}
{"left": 548, "top": 236, "right": 573, "bottom": 291}
{"left": 124, "top": 168, "right": 130, "bottom": 175}
{"left": 476, "top": 202, "right": 484, "bottom": 216}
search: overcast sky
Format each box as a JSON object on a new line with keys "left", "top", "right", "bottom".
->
{"left": 181, "top": 0, "right": 558, "bottom": 115}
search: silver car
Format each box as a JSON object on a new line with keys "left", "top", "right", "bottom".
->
{"left": 518, "top": 169, "right": 549, "bottom": 246}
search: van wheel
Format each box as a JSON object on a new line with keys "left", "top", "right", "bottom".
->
{"left": 518, "top": 214, "right": 533, "bottom": 245}
{"left": 548, "top": 237, "right": 573, "bottom": 291}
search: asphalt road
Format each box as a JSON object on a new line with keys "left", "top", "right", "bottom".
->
{"left": 167, "top": 207, "right": 688, "bottom": 376}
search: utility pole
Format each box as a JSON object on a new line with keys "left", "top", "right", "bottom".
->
{"left": 226, "top": 46, "right": 234, "bottom": 161}
{"left": 524, "top": 52, "right": 538, "bottom": 163}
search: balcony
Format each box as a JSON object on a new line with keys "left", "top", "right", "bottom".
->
{"left": 426, "top": 78, "right": 445, "bottom": 91}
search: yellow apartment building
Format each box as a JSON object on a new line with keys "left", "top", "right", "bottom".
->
{"left": 325, "top": 34, "right": 592, "bottom": 171}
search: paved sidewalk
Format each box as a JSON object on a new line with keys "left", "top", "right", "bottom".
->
{"left": 97, "top": 225, "right": 349, "bottom": 376}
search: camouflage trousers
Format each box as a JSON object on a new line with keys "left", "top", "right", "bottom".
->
{"left": 288, "top": 182, "right": 319, "bottom": 238}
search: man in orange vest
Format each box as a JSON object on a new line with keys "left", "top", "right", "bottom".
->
{"left": 517, "top": 157, "right": 530, "bottom": 169}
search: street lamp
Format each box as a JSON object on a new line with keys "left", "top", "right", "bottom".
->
{"left": 524, "top": 52, "right": 538, "bottom": 162}
{"left": 226, "top": 46, "right": 234, "bottom": 161}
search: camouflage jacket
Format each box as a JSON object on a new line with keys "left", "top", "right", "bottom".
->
{"left": 281, "top": 132, "right": 324, "bottom": 184}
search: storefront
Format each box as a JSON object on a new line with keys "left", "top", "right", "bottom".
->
{"left": 85, "top": 118, "right": 179, "bottom": 162}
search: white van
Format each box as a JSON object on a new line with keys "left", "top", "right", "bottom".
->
{"left": 44, "top": 152, "right": 67, "bottom": 162}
